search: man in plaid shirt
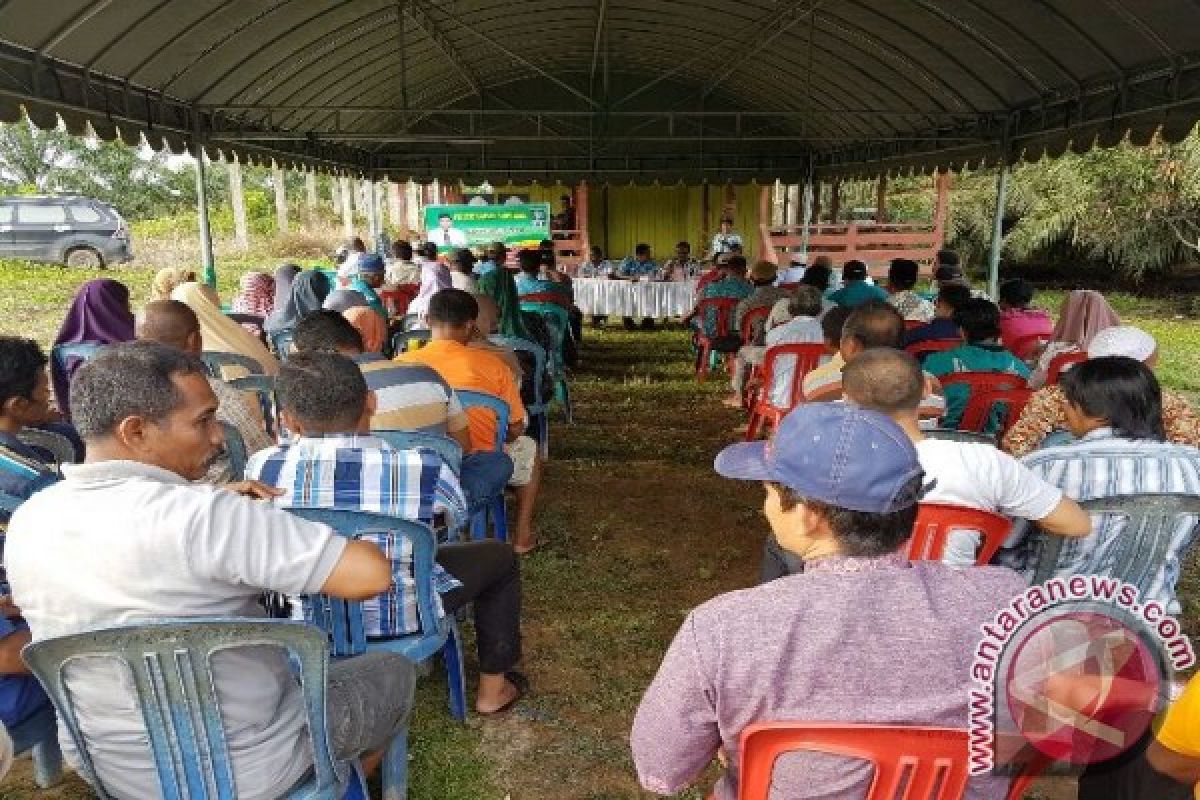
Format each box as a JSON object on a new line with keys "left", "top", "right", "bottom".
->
{"left": 248, "top": 352, "right": 527, "bottom": 715}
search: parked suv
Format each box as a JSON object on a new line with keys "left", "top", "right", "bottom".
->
{"left": 0, "top": 195, "right": 132, "bottom": 267}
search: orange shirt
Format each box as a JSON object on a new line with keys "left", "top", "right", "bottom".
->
{"left": 395, "top": 339, "right": 526, "bottom": 453}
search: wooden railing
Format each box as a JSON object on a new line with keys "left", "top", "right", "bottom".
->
{"left": 550, "top": 230, "right": 586, "bottom": 269}
{"left": 764, "top": 222, "right": 944, "bottom": 277}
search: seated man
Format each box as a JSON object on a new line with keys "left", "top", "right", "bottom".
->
{"left": 843, "top": 347, "right": 1091, "bottom": 565}
{"left": 694, "top": 253, "right": 728, "bottom": 294}
{"left": 474, "top": 242, "right": 506, "bottom": 278}
{"left": 618, "top": 243, "right": 658, "bottom": 279}
{"left": 385, "top": 240, "right": 421, "bottom": 287}
{"left": 1000, "top": 356, "right": 1200, "bottom": 613}
{"left": 998, "top": 278, "right": 1054, "bottom": 354}
{"left": 631, "top": 403, "right": 1025, "bottom": 799}
{"left": 885, "top": 257, "right": 934, "bottom": 322}
{"left": 660, "top": 241, "right": 699, "bottom": 281}
{"left": 691, "top": 255, "right": 753, "bottom": 341}
{"left": 138, "top": 300, "right": 274, "bottom": 484}
{"left": 351, "top": 253, "right": 389, "bottom": 318}
{"left": 395, "top": 290, "right": 541, "bottom": 554}
{"left": 0, "top": 337, "right": 61, "bottom": 524}
{"left": 515, "top": 248, "right": 570, "bottom": 303}
{"left": 902, "top": 283, "right": 972, "bottom": 348}
{"left": 767, "top": 258, "right": 835, "bottom": 327}
{"left": 291, "top": 310, "right": 513, "bottom": 511}
{"left": 923, "top": 297, "right": 1031, "bottom": 430}
{"left": 249, "top": 352, "right": 526, "bottom": 715}
{"left": 803, "top": 302, "right": 946, "bottom": 420}
{"left": 6, "top": 342, "right": 412, "bottom": 799}
{"left": 732, "top": 261, "right": 789, "bottom": 339}
{"left": 724, "top": 286, "right": 825, "bottom": 409}
{"left": 827, "top": 259, "right": 888, "bottom": 308}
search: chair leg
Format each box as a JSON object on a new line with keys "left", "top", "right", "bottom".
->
{"left": 443, "top": 623, "right": 468, "bottom": 722}
{"left": 746, "top": 409, "right": 762, "bottom": 441}
{"left": 491, "top": 495, "right": 509, "bottom": 543}
{"left": 32, "top": 737, "right": 63, "bottom": 789}
{"left": 697, "top": 345, "right": 711, "bottom": 382}
{"left": 381, "top": 729, "right": 408, "bottom": 800}
{"left": 558, "top": 380, "right": 573, "bottom": 424}
{"left": 470, "top": 509, "right": 487, "bottom": 541}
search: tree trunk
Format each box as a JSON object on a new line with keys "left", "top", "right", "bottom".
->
{"left": 272, "top": 163, "right": 289, "bottom": 233}
{"left": 304, "top": 171, "right": 318, "bottom": 220}
{"left": 227, "top": 157, "right": 249, "bottom": 250}
{"left": 339, "top": 175, "right": 354, "bottom": 239}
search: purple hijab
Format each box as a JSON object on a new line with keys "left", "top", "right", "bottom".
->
{"left": 52, "top": 278, "right": 135, "bottom": 412}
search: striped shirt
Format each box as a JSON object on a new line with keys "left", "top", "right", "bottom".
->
{"left": 802, "top": 356, "right": 949, "bottom": 420}
{"left": 354, "top": 354, "right": 469, "bottom": 436}
{"left": 1002, "top": 428, "right": 1200, "bottom": 612}
{"left": 0, "top": 435, "right": 58, "bottom": 531}
{"left": 246, "top": 434, "right": 468, "bottom": 636}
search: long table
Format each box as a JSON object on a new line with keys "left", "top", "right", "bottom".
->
{"left": 572, "top": 278, "right": 697, "bottom": 317}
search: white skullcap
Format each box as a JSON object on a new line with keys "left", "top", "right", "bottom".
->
{"left": 1087, "top": 326, "right": 1157, "bottom": 362}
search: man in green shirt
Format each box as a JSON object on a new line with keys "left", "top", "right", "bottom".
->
{"left": 827, "top": 260, "right": 888, "bottom": 308}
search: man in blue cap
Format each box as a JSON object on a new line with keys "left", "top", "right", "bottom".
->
{"left": 351, "top": 253, "right": 388, "bottom": 319}
{"left": 631, "top": 403, "right": 1025, "bottom": 800}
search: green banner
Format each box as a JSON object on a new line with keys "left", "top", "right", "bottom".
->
{"left": 423, "top": 203, "right": 550, "bottom": 253}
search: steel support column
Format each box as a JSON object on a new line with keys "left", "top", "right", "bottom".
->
{"left": 987, "top": 164, "right": 1010, "bottom": 301}
{"left": 193, "top": 132, "right": 216, "bottom": 287}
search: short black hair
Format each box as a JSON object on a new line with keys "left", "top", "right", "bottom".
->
{"left": 428, "top": 289, "right": 479, "bottom": 327}
{"left": 517, "top": 249, "right": 541, "bottom": 273}
{"left": 773, "top": 482, "right": 921, "bottom": 557}
{"left": 277, "top": 351, "right": 367, "bottom": 430}
{"left": 802, "top": 263, "right": 833, "bottom": 291}
{"left": 71, "top": 342, "right": 207, "bottom": 439}
{"left": 0, "top": 337, "right": 47, "bottom": 411}
{"left": 937, "top": 283, "right": 973, "bottom": 312}
{"left": 725, "top": 255, "right": 748, "bottom": 275}
{"left": 540, "top": 248, "right": 556, "bottom": 267}
{"left": 453, "top": 248, "right": 477, "bottom": 273}
{"left": 1061, "top": 356, "right": 1166, "bottom": 441}
{"left": 842, "top": 260, "right": 868, "bottom": 281}
{"left": 392, "top": 241, "right": 413, "bottom": 260}
{"left": 293, "top": 310, "right": 364, "bottom": 353}
{"left": 418, "top": 242, "right": 438, "bottom": 260}
{"left": 821, "top": 305, "right": 853, "bottom": 344}
{"left": 635, "top": 243, "right": 651, "bottom": 256}
{"left": 953, "top": 298, "right": 1002, "bottom": 343}
{"left": 936, "top": 248, "right": 959, "bottom": 267}
{"left": 842, "top": 301, "right": 904, "bottom": 349}
{"left": 888, "top": 259, "right": 920, "bottom": 290}
{"left": 789, "top": 286, "right": 824, "bottom": 318}
{"left": 676, "top": 241, "right": 691, "bottom": 250}
{"left": 843, "top": 347, "right": 925, "bottom": 413}
{"left": 999, "top": 278, "right": 1035, "bottom": 309}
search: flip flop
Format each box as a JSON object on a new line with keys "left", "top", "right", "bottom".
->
{"left": 479, "top": 671, "right": 529, "bottom": 716}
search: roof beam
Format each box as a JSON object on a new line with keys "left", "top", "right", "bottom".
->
{"left": 700, "top": 0, "right": 823, "bottom": 98}
{"left": 406, "top": 0, "right": 482, "bottom": 97}
{"left": 588, "top": 0, "right": 609, "bottom": 97}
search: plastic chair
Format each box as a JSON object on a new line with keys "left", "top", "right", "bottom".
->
{"left": 379, "top": 285, "right": 418, "bottom": 317}
{"left": 16, "top": 426, "right": 78, "bottom": 466}
{"left": 937, "top": 372, "right": 1028, "bottom": 434}
{"left": 519, "top": 291, "right": 571, "bottom": 310}
{"left": 9, "top": 705, "right": 62, "bottom": 788}
{"left": 959, "top": 386, "right": 1033, "bottom": 438}
{"left": 228, "top": 374, "right": 278, "bottom": 438}
{"left": 226, "top": 313, "right": 267, "bottom": 345}
{"left": 221, "top": 422, "right": 249, "bottom": 478}
{"left": 739, "top": 306, "right": 771, "bottom": 346}
{"left": 1009, "top": 333, "right": 1049, "bottom": 361}
{"left": 694, "top": 297, "right": 741, "bottom": 382}
{"left": 391, "top": 328, "right": 432, "bottom": 355}
{"left": 270, "top": 329, "right": 295, "bottom": 361}
{"left": 374, "top": 430, "right": 463, "bottom": 474}
{"left": 737, "top": 722, "right": 969, "bottom": 800}
{"left": 289, "top": 509, "right": 468, "bottom": 737}
{"left": 1046, "top": 350, "right": 1087, "bottom": 385}
{"left": 924, "top": 429, "right": 996, "bottom": 445}
{"left": 905, "top": 338, "right": 962, "bottom": 361}
{"left": 745, "top": 344, "right": 826, "bottom": 441}
{"left": 51, "top": 342, "right": 104, "bottom": 387}
{"left": 1031, "top": 494, "right": 1200, "bottom": 595}
{"left": 201, "top": 350, "right": 265, "bottom": 379}
{"left": 909, "top": 503, "right": 1014, "bottom": 564}
{"left": 904, "top": 319, "right": 926, "bottom": 332}
{"left": 22, "top": 619, "right": 368, "bottom": 800}
{"left": 455, "top": 390, "right": 510, "bottom": 542}
{"left": 490, "top": 335, "right": 551, "bottom": 458}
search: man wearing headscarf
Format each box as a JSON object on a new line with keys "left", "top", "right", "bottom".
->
{"left": 52, "top": 278, "right": 136, "bottom": 413}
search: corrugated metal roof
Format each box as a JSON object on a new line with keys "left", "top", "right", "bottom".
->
{"left": 1, "top": 0, "right": 1199, "bottom": 181}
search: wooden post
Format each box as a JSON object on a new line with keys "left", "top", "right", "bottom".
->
{"left": 339, "top": 175, "right": 354, "bottom": 239}
{"left": 933, "top": 170, "right": 952, "bottom": 245}
{"left": 272, "top": 163, "right": 289, "bottom": 233}
{"left": 829, "top": 178, "right": 841, "bottom": 223}
{"left": 227, "top": 157, "right": 248, "bottom": 250}
{"left": 575, "top": 180, "right": 590, "bottom": 256}
{"left": 875, "top": 174, "right": 888, "bottom": 223}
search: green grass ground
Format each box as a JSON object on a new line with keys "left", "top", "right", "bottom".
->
{"left": 0, "top": 261, "right": 1196, "bottom": 798}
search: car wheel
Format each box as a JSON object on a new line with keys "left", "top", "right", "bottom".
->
{"left": 64, "top": 247, "right": 105, "bottom": 269}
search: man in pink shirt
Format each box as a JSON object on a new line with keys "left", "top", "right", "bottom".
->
{"left": 631, "top": 403, "right": 1026, "bottom": 799}
{"left": 998, "top": 278, "right": 1054, "bottom": 354}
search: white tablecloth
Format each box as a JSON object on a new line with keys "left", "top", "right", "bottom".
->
{"left": 573, "top": 278, "right": 697, "bottom": 317}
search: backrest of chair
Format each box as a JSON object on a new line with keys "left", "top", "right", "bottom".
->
{"left": 761, "top": 344, "right": 827, "bottom": 411}
{"left": 738, "top": 723, "right": 969, "bottom": 800}
{"left": 392, "top": 329, "right": 432, "bottom": 355}
{"left": 221, "top": 422, "right": 248, "bottom": 479}
{"left": 380, "top": 285, "right": 417, "bottom": 316}
{"left": 520, "top": 291, "right": 570, "bottom": 309}
{"left": 905, "top": 339, "right": 961, "bottom": 360}
{"left": 227, "top": 374, "right": 278, "bottom": 437}
{"left": 399, "top": 313, "right": 421, "bottom": 332}
{"left": 224, "top": 313, "right": 266, "bottom": 345}
{"left": 374, "top": 430, "right": 463, "bottom": 474}
{"left": 489, "top": 335, "right": 548, "bottom": 410}
{"left": 1031, "top": 494, "right": 1200, "bottom": 592}
{"left": 959, "top": 387, "right": 1033, "bottom": 436}
{"left": 1046, "top": 351, "right": 1087, "bottom": 385}
{"left": 924, "top": 429, "right": 995, "bottom": 445}
{"left": 16, "top": 427, "right": 77, "bottom": 466}
{"left": 740, "top": 306, "right": 771, "bottom": 345}
{"left": 51, "top": 343, "right": 103, "bottom": 375}
{"left": 697, "top": 297, "right": 741, "bottom": 338}
{"left": 201, "top": 351, "right": 265, "bottom": 379}
{"left": 269, "top": 330, "right": 294, "bottom": 361}
{"left": 1009, "top": 333, "right": 1048, "bottom": 361}
{"left": 455, "top": 390, "right": 510, "bottom": 451}
{"left": 22, "top": 619, "right": 342, "bottom": 800}
{"left": 287, "top": 509, "right": 440, "bottom": 657}
{"left": 904, "top": 319, "right": 926, "bottom": 332}
{"left": 909, "top": 503, "right": 1014, "bottom": 565}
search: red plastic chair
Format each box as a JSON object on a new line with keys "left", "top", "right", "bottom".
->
{"left": 380, "top": 284, "right": 418, "bottom": 317}
{"left": 1008, "top": 333, "right": 1049, "bottom": 361}
{"left": 906, "top": 338, "right": 962, "bottom": 360}
{"left": 739, "top": 306, "right": 771, "bottom": 346}
{"left": 745, "top": 343, "right": 826, "bottom": 440}
{"left": 937, "top": 371, "right": 1028, "bottom": 434}
{"left": 908, "top": 503, "right": 1013, "bottom": 564}
{"left": 1046, "top": 350, "right": 1087, "bottom": 385}
{"left": 777, "top": 282, "right": 800, "bottom": 290}
{"left": 520, "top": 290, "right": 571, "bottom": 309}
{"left": 904, "top": 319, "right": 926, "bottom": 332}
{"left": 959, "top": 386, "right": 1033, "bottom": 437}
{"left": 695, "top": 298, "right": 741, "bottom": 382}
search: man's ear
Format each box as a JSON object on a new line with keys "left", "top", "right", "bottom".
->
{"left": 280, "top": 409, "right": 304, "bottom": 437}
{"left": 0, "top": 396, "right": 21, "bottom": 420}
{"left": 113, "top": 415, "right": 151, "bottom": 452}
{"left": 796, "top": 501, "right": 835, "bottom": 542}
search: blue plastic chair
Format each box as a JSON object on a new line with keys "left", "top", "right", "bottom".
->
{"left": 374, "top": 431, "right": 463, "bottom": 474}
{"left": 271, "top": 329, "right": 295, "bottom": 361}
{"left": 228, "top": 374, "right": 278, "bottom": 438}
{"left": 222, "top": 422, "right": 248, "bottom": 478}
{"left": 201, "top": 351, "right": 266, "bottom": 379}
{"left": 22, "top": 619, "right": 368, "bottom": 800}
{"left": 489, "top": 335, "right": 550, "bottom": 458}
{"left": 50, "top": 343, "right": 104, "bottom": 407}
{"left": 9, "top": 705, "right": 63, "bottom": 788}
{"left": 289, "top": 508, "right": 468, "bottom": 798}
{"left": 454, "top": 391, "right": 510, "bottom": 542}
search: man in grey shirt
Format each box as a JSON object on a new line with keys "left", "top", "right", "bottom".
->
{"left": 7, "top": 342, "right": 415, "bottom": 799}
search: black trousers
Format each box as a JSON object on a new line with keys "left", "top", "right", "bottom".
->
{"left": 436, "top": 541, "right": 522, "bottom": 674}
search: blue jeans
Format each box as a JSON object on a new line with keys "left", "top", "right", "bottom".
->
{"left": 460, "top": 451, "right": 514, "bottom": 512}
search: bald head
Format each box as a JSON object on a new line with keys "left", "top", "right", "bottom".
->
{"left": 841, "top": 301, "right": 904, "bottom": 359}
{"left": 137, "top": 300, "right": 202, "bottom": 354}
{"left": 843, "top": 347, "right": 925, "bottom": 416}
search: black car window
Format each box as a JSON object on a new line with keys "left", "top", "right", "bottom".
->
{"left": 68, "top": 204, "right": 103, "bottom": 224}
{"left": 16, "top": 205, "right": 67, "bottom": 225}
{"left": 0, "top": 206, "right": 11, "bottom": 224}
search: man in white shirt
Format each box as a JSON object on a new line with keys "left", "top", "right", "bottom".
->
{"left": 429, "top": 212, "right": 468, "bottom": 248}
{"left": 6, "top": 342, "right": 414, "bottom": 800}
{"left": 725, "top": 286, "right": 826, "bottom": 408}
{"left": 386, "top": 240, "right": 421, "bottom": 286}
{"left": 841, "top": 346, "right": 1091, "bottom": 565}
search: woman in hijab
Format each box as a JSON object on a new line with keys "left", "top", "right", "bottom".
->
{"left": 272, "top": 263, "right": 302, "bottom": 311}
{"left": 1030, "top": 290, "right": 1120, "bottom": 387}
{"left": 172, "top": 282, "right": 279, "bottom": 376}
{"left": 231, "top": 271, "right": 276, "bottom": 318}
{"left": 343, "top": 306, "right": 388, "bottom": 354}
{"left": 52, "top": 278, "right": 137, "bottom": 413}
{"left": 408, "top": 242, "right": 452, "bottom": 321}
{"left": 323, "top": 289, "right": 370, "bottom": 313}
{"left": 148, "top": 268, "right": 197, "bottom": 302}
{"left": 265, "top": 270, "right": 331, "bottom": 335}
